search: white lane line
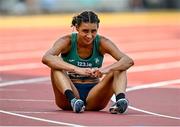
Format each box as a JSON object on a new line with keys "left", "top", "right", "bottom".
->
{"left": 128, "top": 106, "right": 180, "bottom": 120}
{"left": 111, "top": 79, "right": 180, "bottom": 120}
{"left": 128, "top": 61, "right": 180, "bottom": 73}
{"left": 0, "top": 77, "right": 50, "bottom": 87}
{"left": 1, "top": 61, "right": 180, "bottom": 72}
{"left": 0, "top": 77, "right": 84, "bottom": 126}
{"left": 0, "top": 110, "right": 84, "bottom": 127}
{"left": 0, "top": 88, "right": 26, "bottom": 92}
{"left": 105, "top": 49, "right": 180, "bottom": 61}
{"left": 129, "top": 49, "right": 180, "bottom": 60}
{"left": 0, "top": 50, "right": 44, "bottom": 60}
{"left": 8, "top": 111, "right": 58, "bottom": 114}
{"left": 0, "top": 64, "right": 180, "bottom": 124}
{"left": 1, "top": 79, "right": 180, "bottom": 102}
{"left": 10, "top": 111, "right": 151, "bottom": 116}
{"left": 0, "top": 48, "right": 179, "bottom": 60}
{"left": 0, "top": 63, "right": 45, "bottom": 71}
{"left": 1, "top": 77, "right": 180, "bottom": 121}
{"left": 128, "top": 80, "right": 180, "bottom": 120}
{"left": 0, "top": 99, "right": 53, "bottom": 102}
{"left": 127, "top": 79, "right": 180, "bottom": 92}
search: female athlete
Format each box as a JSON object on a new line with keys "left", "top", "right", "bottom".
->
{"left": 42, "top": 11, "right": 134, "bottom": 113}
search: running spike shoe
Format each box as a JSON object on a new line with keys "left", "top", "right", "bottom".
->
{"left": 109, "top": 98, "right": 128, "bottom": 114}
{"left": 71, "top": 98, "right": 85, "bottom": 113}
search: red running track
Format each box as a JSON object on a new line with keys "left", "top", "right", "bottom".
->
{"left": 0, "top": 25, "right": 180, "bottom": 126}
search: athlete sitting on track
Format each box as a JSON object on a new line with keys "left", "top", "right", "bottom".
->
{"left": 42, "top": 11, "right": 134, "bottom": 113}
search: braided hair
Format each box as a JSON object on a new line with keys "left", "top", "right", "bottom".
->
{"left": 71, "top": 11, "right": 100, "bottom": 28}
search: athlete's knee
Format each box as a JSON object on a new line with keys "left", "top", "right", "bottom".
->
{"left": 104, "top": 71, "right": 114, "bottom": 77}
{"left": 113, "top": 70, "right": 126, "bottom": 76}
{"left": 51, "top": 69, "right": 68, "bottom": 79}
{"left": 104, "top": 70, "right": 122, "bottom": 78}
{"left": 105, "top": 70, "right": 125, "bottom": 76}
{"left": 51, "top": 69, "right": 63, "bottom": 75}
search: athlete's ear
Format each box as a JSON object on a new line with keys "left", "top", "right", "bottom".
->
{"left": 76, "top": 25, "right": 79, "bottom": 31}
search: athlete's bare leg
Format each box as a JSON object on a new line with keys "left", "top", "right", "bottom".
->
{"left": 51, "top": 69, "right": 80, "bottom": 110}
{"left": 86, "top": 71, "right": 127, "bottom": 111}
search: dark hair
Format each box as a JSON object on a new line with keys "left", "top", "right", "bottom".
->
{"left": 71, "top": 11, "right": 100, "bottom": 28}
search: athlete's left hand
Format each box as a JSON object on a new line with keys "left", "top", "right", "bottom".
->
{"left": 91, "top": 68, "right": 103, "bottom": 78}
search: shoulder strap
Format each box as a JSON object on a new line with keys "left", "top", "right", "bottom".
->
{"left": 71, "top": 32, "right": 77, "bottom": 48}
{"left": 94, "top": 34, "right": 100, "bottom": 52}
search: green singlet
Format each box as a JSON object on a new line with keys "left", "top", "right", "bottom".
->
{"left": 61, "top": 33, "right": 104, "bottom": 83}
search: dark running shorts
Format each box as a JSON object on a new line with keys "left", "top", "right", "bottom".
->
{"left": 74, "top": 83, "right": 96, "bottom": 105}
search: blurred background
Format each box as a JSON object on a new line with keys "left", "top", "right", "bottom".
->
{"left": 0, "top": 0, "right": 179, "bottom": 15}
{"left": 0, "top": 2, "right": 179, "bottom": 126}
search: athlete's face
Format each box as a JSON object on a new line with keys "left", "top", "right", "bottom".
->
{"left": 76, "top": 22, "right": 98, "bottom": 45}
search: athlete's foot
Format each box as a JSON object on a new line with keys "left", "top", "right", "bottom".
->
{"left": 109, "top": 98, "right": 128, "bottom": 114}
{"left": 71, "top": 98, "right": 85, "bottom": 113}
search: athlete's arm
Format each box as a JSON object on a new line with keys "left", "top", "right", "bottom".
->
{"left": 98, "top": 36, "right": 134, "bottom": 74}
{"left": 42, "top": 35, "right": 75, "bottom": 71}
{"left": 42, "top": 35, "right": 92, "bottom": 76}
